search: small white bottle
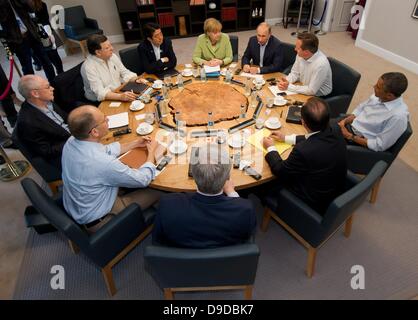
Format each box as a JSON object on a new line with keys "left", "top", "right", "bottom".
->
{"left": 255, "top": 8, "right": 258, "bottom": 16}
{"left": 208, "top": 112, "right": 214, "bottom": 128}
{"left": 259, "top": 8, "right": 263, "bottom": 17}
{"left": 225, "top": 68, "right": 232, "bottom": 84}
{"left": 177, "top": 74, "right": 184, "bottom": 91}
{"left": 200, "top": 67, "right": 207, "bottom": 82}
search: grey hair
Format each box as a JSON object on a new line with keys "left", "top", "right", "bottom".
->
{"left": 191, "top": 144, "right": 232, "bottom": 194}
{"left": 18, "top": 75, "right": 42, "bottom": 99}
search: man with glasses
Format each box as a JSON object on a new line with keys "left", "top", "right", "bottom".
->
{"left": 15, "top": 74, "right": 70, "bottom": 171}
{"left": 137, "top": 22, "right": 177, "bottom": 77}
{"left": 81, "top": 34, "right": 147, "bottom": 104}
{"left": 62, "top": 105, "right": 163, "bottom": 233}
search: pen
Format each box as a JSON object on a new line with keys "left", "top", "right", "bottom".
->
{"left": 280, "top": 111, "right": 283, "bottom": 118}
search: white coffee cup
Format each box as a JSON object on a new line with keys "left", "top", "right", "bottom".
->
{"left": 182, "top": 68, "right": 192, "bottom": 76}
{"left": 269, "top": 117, "right": 280, "bottom": 127}
{"left": 154, "top": 80, "right": 163, "bottom": 88}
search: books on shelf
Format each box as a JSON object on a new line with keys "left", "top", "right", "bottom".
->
{"left": 158, "top": 13, "right": 175, "bottom": 27}
{"left": 190, "top": 0, "right": 205, "bottom": 5}
{"left": 222, "top": 7, "right": 237, "bottom": 21}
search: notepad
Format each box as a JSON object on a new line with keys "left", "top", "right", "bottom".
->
{"left": 204, "top": 65, "right": 221, "bottom": 73}
{"left": 108, "top": 112, "right": 129, "bottom": 129}
{"left": 239, "top": 72, "right": 263, "bottom": 80}
{"left": 247, "top": 128, "right": 292, "bottom": 155}
{"left": 268, "top": 85, "right": 297, "bottom": 96}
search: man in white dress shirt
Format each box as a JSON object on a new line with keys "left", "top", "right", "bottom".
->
{"left": 81, "top": 34, "right": 146, "bottom": 103}
{"left": 338, "top": 72, "right": 409, "bottom": 152}
{"left": 278, "top": 33, "right": 332, "bottom": 96}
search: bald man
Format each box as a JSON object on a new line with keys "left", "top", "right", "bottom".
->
{"left": 62, "top": 105, "right": 163, "bottom": 233}
{"left": 242, "top": 22, "right": 284, "bottom": 74}
{"left": 15, "top": 75, "right": 70, "bottom": 171}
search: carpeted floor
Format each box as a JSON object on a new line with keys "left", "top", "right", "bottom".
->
{"left": 13, "top": 159, "right": 418, "bottom": 300}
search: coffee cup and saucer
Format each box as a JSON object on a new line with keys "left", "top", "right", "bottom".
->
{"left": 228, "top": 133, "right": 246, "bottom": 149}
{"left": 152, "top": 80, "right": 163, "bottom": 89}
{"left": 130, "top": 100, "right": 145, "bottom": 111}
{"left": 265, "top": 117, "right": 282, "bottom": 130}
{"left": 182, "top": 69, "right": 193, "bottom": 77}
{"left": 136, "top": 123, "right": 154, "bottom": 135}
{"left": 274, "top": 97, "right": 287, "bottom": 106}
{"left": 169, "top": 140, "right": 188, "bottom": 155}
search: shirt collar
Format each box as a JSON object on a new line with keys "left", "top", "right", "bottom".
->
{"left": 305, "top": 131, "right": 320, "bottom": 139}
{"left": 380, "top": 96, "right": 404, "bottom": 111}
{"left": 89, "top": 54, "right": 108, "bottom": 65}
{"left": 259, "top": 38, "right": 269, "bottom": 48}
{"left": 197, "top": 189, "right": 223, "bottom": 197}
{"left": 306, "top": 50, "right": 320, "bottom": 63}
{"left": 28, "top": 101, "right": 53, "bottom": 113}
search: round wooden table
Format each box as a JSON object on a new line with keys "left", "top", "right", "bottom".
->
{"left": 99, "top": 67, "right": 309, "bottom": 192}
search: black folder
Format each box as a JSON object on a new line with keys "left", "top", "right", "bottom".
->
{"left": 120, "top": 82, "right": 149, "bottom": 94}
{"left": 286, "top": 106, "right": 302, "bottom": 124}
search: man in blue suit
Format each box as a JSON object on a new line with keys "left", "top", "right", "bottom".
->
{"left": 152, "top": 144, "right": 256, "bottom": 248}
{"left": 242, "top": 22, "right": 284, "bottom": 74}
{"left": 137, "top": 22, "right": 177, "bottom": 77}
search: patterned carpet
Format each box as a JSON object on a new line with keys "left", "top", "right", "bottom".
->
{"left": 13, "top": 159, "right": 418, "bottom": 300}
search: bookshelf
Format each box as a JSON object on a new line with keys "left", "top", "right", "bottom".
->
{"left": 115, "top": 0, "right": 266, "bottom": 43}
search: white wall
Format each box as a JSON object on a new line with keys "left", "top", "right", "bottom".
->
{"left": 356, "top": 0, "right": 418, "bottom": 74}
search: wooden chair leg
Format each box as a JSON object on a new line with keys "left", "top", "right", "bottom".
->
{"left": 80, "top": 40, "right": 87, "bottom": 58}
{"left": 68, "top": 240, "right": 79, "bottom": 254}
{"left": 164, "top": 288, "right": 174, "bottom": 300}
{"left": 102, "top": 265, "right": 116, "bottom": 296}
{"left": 244, "top": 285, "right": 253, "bottom": 300}
{"left": 370, "top": 178, "right": 382, "bottom": 204}
{"left": 306, "top": 246, "right": 317, "bottom": 278}
{"left": 344, "top": 215, "right": 354, "bottom": 238}
{"left": 261, "top": 208, "right": 272, "bottom": 232}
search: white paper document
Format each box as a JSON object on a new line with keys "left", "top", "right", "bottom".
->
{"left": 268, "top": 85, "right": 297, "bottom": 96}
{"left": 239, "top": 72, "right": 264, "bottom": 80}
{"left": 204, "top": 65, "right": 221, "bottom": 73}
{"left": 135, "top": 114, "right": 146, "bottom": 121}
{"left": 108, "top": 112, "right": 129, "bottom": 129}
{"left": 109, "top": 102, "right": 121, "bottom": 108}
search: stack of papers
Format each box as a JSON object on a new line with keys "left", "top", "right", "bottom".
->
{"left": 268, "top": 85, "right": 297, "bottom": 96}
{"left": 204, "top": 65, "right": 221, "bottom": 77}
{"left": 108, "top": 112, "right": 129, "bottom": 129}
{"left": 239, "top": 72, "right": 264, "bottom": 80}
{"left": 247, "top": 128, "right": 292, "bottom": 155}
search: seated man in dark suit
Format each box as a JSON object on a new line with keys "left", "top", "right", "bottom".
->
{"left": 153, "top": 144, "right": 256, "bottom": 248}
{"left": 15, "top": 75, "right": 70, "bottom": 171}
{"left": 137, "top": 22, "right": 177, "bottom": 76}
{"left": 242, "top": 22, "right": 284, "bottom": 74}
{"left": 262, "top": 97, "right": 347, "bottom": 215}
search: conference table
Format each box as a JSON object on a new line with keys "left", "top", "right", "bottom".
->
{"left": 99, "top": 66, "right": 310, "bottom": 192}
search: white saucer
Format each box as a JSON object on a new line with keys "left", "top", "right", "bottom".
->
{"left": 265, "top": 118, "right": 282, "bottom": 130}
{"left": 136, "top": 123, "right": 154, "bottom": 135}
{"left": 252, "top": 79, "right": 266, "bottom": 86}
{"left": 182, "top": 70, "right": 193, "bottom": 77}
{"left": 152, "top": 83, "right": 163, "bottom": 89}
{"left": 228, "top": 135, "right": 246, "bottom": 148}
{"left": 130, "top": 101, "right": 145, "bottom": 111}
{"left": 274, "top": 98, "right": 287, "bottom": 106}
{"left": 169, "top": 141, "right": 188, "bottom": 155}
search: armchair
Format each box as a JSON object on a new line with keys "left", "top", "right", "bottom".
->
{"left": 12, "top": 129, "right": 62, "bottom": 195}
{"left": 281, "top": 42, "right": 296, "bottom": 74}
{"left": 64, "top": 6, "right": 103, "bottom": 57}
{"left": 347, "top": 122, "right": 413, "bottom": 203}
{"left": 120, "top": 45, "right": 144, "bottom": 75}
{"left": 324, "top": 57, "right": 361, "bottom": 118}
{"left": 21, "top": 178, "right": 156, "bottom": 296}
{"left": 261, "top": 161, "right": 388, "bottom": 278}
{"left": 144, "top": 243, "right": 260, "bottom": 299}
{"left": 229, "top": 35, "right": 239, "bottom": 62}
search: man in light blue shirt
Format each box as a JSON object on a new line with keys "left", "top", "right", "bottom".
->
{"left": 62, "top": 105, "right": 162, "bottom": 232}
{"left": 338, "top": 72, "right": 409, "bottom": 152}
